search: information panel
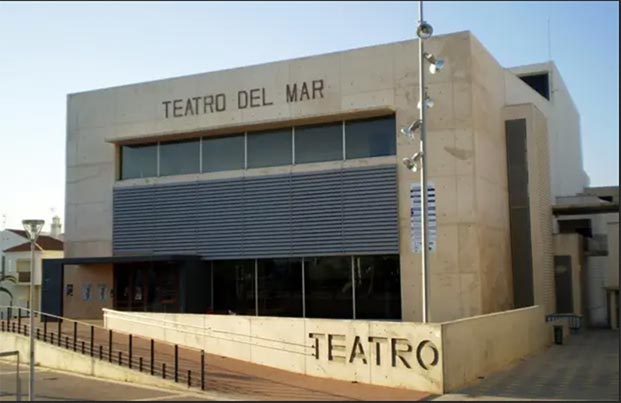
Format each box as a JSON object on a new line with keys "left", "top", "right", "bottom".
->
{"left": 410, "top": 182, "right": 437, "bottom": 253}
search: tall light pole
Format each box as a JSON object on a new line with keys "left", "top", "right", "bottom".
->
{"left": 22, "top": 219, "right": 44, "bottom": 402}
{"left": 400, "top": 0, "right": 444, "bottom": 323}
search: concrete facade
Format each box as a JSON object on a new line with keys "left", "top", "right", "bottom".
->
{"left": 63, "top": 31, "right": 575, "bottom": 322}
{"left": 507, "top": 62, "right": 590, "bottom": 199}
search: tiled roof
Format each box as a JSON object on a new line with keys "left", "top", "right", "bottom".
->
{"left": 3, "top": 235, "right": 64, "bottom": 253}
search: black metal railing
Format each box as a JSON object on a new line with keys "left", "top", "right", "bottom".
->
{"left": 0, "top": 306, "right": 207, "bottom": 391}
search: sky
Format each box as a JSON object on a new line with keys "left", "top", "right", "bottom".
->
{"left": 0, "top": 1, "right": 618, "bottom": 231}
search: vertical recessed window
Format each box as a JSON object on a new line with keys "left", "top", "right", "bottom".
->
{"left": 345, "top": 115, "right": 396, "bottom": 159}
{"left": 247, "top": 129, "right": 292, "bottom": 168}
{"left": 257, "top": 258, "right": 303, "bottom": 317}
{"left": 212, "top": 260, "right": 255, "bottom": 315}
{"left": 120, "top": 144, "right": 157, "bottom": 180}
{"left": 304, "top": 256, "right": 353, "bottom": 319}
{"left": 159, "top": 139, "right": 200, "bottom": 176}
{"left": 294, "top": 123, "right": 343, "bottom": 164}
{"left": 354, "top": 255, "right": 402, "bottom": 320}
{"left": 202, "top": 135, "right": 245, "bottom": 172}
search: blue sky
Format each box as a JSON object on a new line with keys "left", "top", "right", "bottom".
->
{"left": 0, "top": 1, "right": 618, "bottom": 230}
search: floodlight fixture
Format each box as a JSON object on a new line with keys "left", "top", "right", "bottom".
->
{"left": 416, "top": 21, "right": 434, "bottom": 39}
{"left": 417, "top": 97, "right": 434, "bottom": 110}
{"left": 400, "top": 119, "right": 422, "bottom": 138}
{"left": 423, "top": 52, "right": 445, "bottom": 74}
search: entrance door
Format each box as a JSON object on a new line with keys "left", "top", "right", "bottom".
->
{"left": 554, "top": 255, "right": 574, "bottom": 313}
{"left": 113, "top": 263, "right": 179, "bottom": 312}
{"left": 113, "top": 265, "right": 148, "bottom": 311}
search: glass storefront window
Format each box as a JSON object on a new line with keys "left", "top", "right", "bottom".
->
{"left": 202, "top": 135, "right": 245, "bottom": 172}
{"left": 345, "top": 115, "right": 396, "bottom": 159}
{"left": 304, "top": 256, "right": 353, "bottom": 319}
{"left": 120, "top": 144, "right": 157, "bottom": 179}
{"left": 159, "top": 139, "right": 200, "bottom": 176}
{"left": 354, "top": 255, "right": 402, "bottom": 320}
{"left": 295, "top": 123, "right": 343, "bottom": 164}
{"left": 247, "top": 129, "right": 292, "bottom": 168}
{"left": 257, "top": 258, "right": 303, "bottom": 317}
{"left": 212, "top": 260, "right": 255, "bottom": 315}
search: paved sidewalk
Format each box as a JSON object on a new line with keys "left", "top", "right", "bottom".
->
{"left": 0, "top": 361, "right": 214, "bottom": 401}
{"left": 1, "top": 319, "right": 428, "bottom": 401}
{"left": 432, "top": 329, "right": 619, "bottom": 401}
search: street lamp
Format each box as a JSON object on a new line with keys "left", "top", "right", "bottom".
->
{"left": 400, "top": 0, "right": 444, "bottom": 323}
{"left": 22, "top": 219, "right": 44, "bottom": 402}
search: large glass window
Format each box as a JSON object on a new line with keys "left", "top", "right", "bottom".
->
{"left": 247, "top": 129, "right": 292, "bottom": 168}
{"left": 257, "top": 258, "right": 303, "bottom": 317}
{"left": 354, "top": 255, "right": 401, "bottom": 320}
{"left": 203, "top": 135, "right": 245, "bottom": 172}
{"left": 159, "top": 139, "right": 200, "bottom": 176}
{"left": 304, "top": 256, "right": 353, "bottom": 319}
{"left": 345, "top": 115, "right": 396, "bottom": 159}
{"left": 212, "top": 260, "right": 255, "bottom": 315}
{"left": 120, "top": 144, "right": 157, "bottom": 179}
{"left": 295, "top": 123, "right": 342, "bottom": 164}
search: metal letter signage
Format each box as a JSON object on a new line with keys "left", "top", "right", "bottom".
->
{"left": 162, "top": 79, "right": 325, "bottom": 119}
{"left": 410, "top": 182, "right": 437, "bottom": 253}
{"left": 308, "top": 332, "right": 439, "bottom": 371}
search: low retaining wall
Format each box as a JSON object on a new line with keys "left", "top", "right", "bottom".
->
{"left": 103, "top": 305, "right": 550, "bottom": 394}
{"left": 103, "top": 309, "right": 445, "bottom": 393}
{"left": 441, "top": 306, "right": 550, "bottom": 391}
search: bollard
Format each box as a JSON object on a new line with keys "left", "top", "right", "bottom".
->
{"left": 73, "top": 322, "right": 77, "bottom": 351}
{"left": 201, "top": 350, "right": 205, "bottom": 390}
{"left": 18, "top": 308, "right": 21, "bottom": 330}
{"left": 1, "top": 321, "right": 4, "bottom": 332}
{"left": 187, "top": 370, "right": 191, "bottom": 387}
{"left": 50, "top": 333, "right": 54, "bottom": 344}
{"left": 99, "top": 345, "right": 103, "bottom": 360}
{"left": 57, "top": 320, "right": 62, "bottom": 346}
{"left": 162, "top": 363, "right": 166, "bottom": 379}
{"left": 139, "top": 357, "right": 143, "bottom": 373}
{"left": 108, "top": 330, "right": 113, "bottom": 363}
{"left": 36, "top": 328, "right": 39, "bottom": 340}
{"left": 118, "top": 351, "right": 122, "bottom": 366}
{"left": 150, "top": 339, "right": 154, "bottom": 375}
{"left": 65, "top": 336, "right": 70, "bottom": 349}
{"left": 90, "top": 326, "right": 94, "bottom": 357}
{"left": 128, "top": 334, "right": 133, "bottom": 369}
{"left": 81, "top": 341, "right": 85, "bottom": 354}
{"left": 43, "top": 318, "right": 47, "bottom": 341}
{"left": 23, "top": 324, "right": 27, "bottom": 336}
{"left": 174, "top": 345, "right": 178, "bottom": 383}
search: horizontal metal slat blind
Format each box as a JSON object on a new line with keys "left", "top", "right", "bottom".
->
{"left": 113, "top": 165, "right": 398, "bottom": 258}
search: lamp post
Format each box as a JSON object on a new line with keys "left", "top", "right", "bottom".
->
{"left": 22, "top": 219, "right": 44, "bottom": 402}
{"left": 400, "top": 0, "right": 444, "bottom": 323}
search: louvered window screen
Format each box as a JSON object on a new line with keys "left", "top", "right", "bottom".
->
{"left": 113, "top": 165, "right": 398, "bottom": 259}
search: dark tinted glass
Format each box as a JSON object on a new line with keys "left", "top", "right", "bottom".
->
{"left": 354, "top": 255, "right": 402, "bottom": 320}
{"left": 295, "top": 123, "right": 342, "bottom": 164}
{"left": 203, "top": 135, "right": 245, "bottom": 172}
{"left": 212, "top": 260, "right": 255, "bottom": 315}
{"left": 345, "top": 115, "right": 396, "bottom": 159}
{"left": 247, "top": 129, "right": 292, "bottom": 168}
{"left": 304, "top": 256, "right": 352, "bottom": 319}
{"left": 159, "top": 139, "right": 200, "bottom": 176}
{"left": 121, "top": 144, "right": 157, "bottom": 179}
{"left": 257, "top": 258, "right": 303, "bottom": 317}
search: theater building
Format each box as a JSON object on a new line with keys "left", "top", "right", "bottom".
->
{"left": 44, "top": 30, "right": 590, "bottom": 323}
